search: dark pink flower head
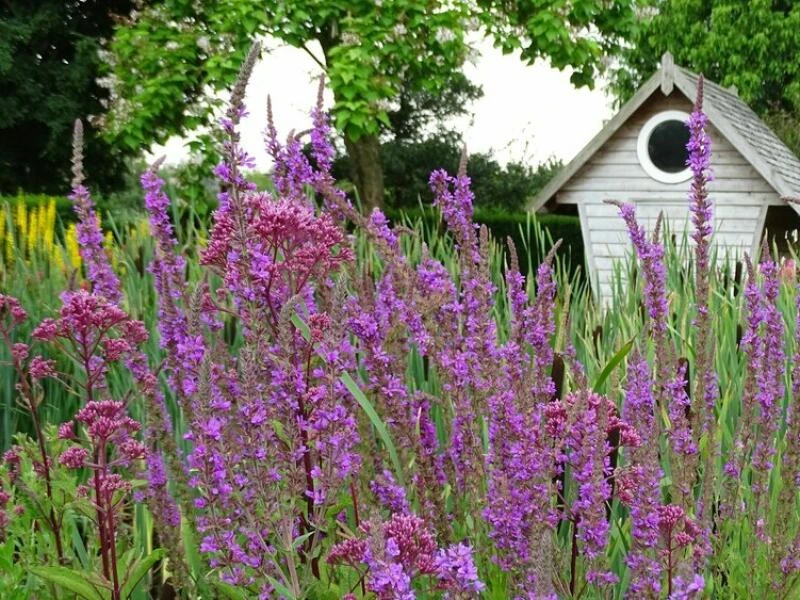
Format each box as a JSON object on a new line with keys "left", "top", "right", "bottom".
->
{"left": 308, "top": 312, "right": 332, "bottom": 343}
{"left": 102, "top": 338, "right": 132, "bottom": 361}
{"left": 11, "top": 343, "right": 28, "bottom": 363}
{"left": 0, "top": 295, "right": 26, "bottom": 327}
{"left": 58, "top": 291, "right": 127, "bottom": 338}
{"left": 203, "top": 192, "right": 353, "bottom": 315}
{"left": 3, "top": 447, "right": 20, "bottom": 469}
{"left": 58, "top": 421, "right": 75, "bottom": 440}
{"left": 658, "top": 504, "right": 685, "bottom": 534}
{"left": 99, "top": 473, "right": 132, "bottom": 495}
{"left": 383, "top": 513, "right": 438, "bottom": 576}
{"left": 32, "top": 319, "right": 58, "bottom": 341}
{"left": 328, "top": 537, "right": 369, "bottom": 566}
{"left": 29, "top": 356, "right": 56, "bottom": 379}
{"left": 32, "top": 292, "right": 143, "bottom": 367}
{"left": 76, "top": 400, "right": 140, "bottom": 443}
{"left": 118, "top": 438, "right": 147, "bottom": 461}
{"left": 251, "top": 196, "right": 353, "bottom": 278}
{"left": 544, "top": 401, "right": 568, "bottom": 438}
{"left": 60, "top": 446, "right": 89, "bottom": 469}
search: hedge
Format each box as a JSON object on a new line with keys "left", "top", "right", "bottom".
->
{"left": 383, "top": 206, "right": 584, "bottom": 281}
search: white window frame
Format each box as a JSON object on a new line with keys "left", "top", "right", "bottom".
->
{"left": 636, "top": 110, "right": 692, "bottom": 184}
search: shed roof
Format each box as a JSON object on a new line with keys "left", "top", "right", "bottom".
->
{"left": 529, "top": 53, "right": 800, "bottom": 212}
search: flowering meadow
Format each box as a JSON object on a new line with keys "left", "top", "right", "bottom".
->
{"left": 2, "top": 45, "right": 800, "bottom": 599}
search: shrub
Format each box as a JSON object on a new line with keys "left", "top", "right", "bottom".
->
{"left": 383, "top": 205, "right": 584, "bottom": 280}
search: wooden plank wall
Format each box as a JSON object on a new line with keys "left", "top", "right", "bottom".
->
{"left": 556, "top": 93, "right": 781, "bottom": 301}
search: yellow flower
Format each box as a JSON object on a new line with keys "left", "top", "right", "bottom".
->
{"left": 14, "top": 202, "right": 26, "bottom": 241}
{"left": 27, "top": 204, "right": 40, "bottom": 257}
{"left": 44, "top": 199, "right": 56, "bottom": 255}
{"left": 4, "top": 208, "right": 13, "bottom": 266}
{"left": 66, "top": 223, "right": 81, "bottom": 269}
{"left": 0, "top": 206, "right": 6, "bottom": 248}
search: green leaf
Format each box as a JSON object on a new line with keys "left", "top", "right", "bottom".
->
{"left": 29, "top": 566, "right": 109, "bottom": 600}
{"left": 341, "top": 371, "right": 406, "bottom": 489}
{"left": 592, "top": 337, "right": 635, "bottom": 393}
{"left": 291, "top": 313, "right": 310, "bottom": 339}
{"left": 211, "top": 580, "right": 249, "bottom": 600}
{"left": 264, "top": 574, "right": 296, "bottom": 599}
{"left": 120, "top": 549, "right": 165, "bottom": 599}
{"left": 67, "top": 514, "right": 91, "bottom": 569}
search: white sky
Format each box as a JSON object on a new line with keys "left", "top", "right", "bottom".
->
{"left": 156, "top": 36, "right": 615, "bottom": 170}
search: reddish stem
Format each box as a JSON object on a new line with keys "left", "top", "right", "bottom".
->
{"left": 666, "top": 529, "right": 674, "bottom": 598}
{"left": 106, "top": 486, "right": 121, "bottom": 600}
{"left": 93, "top": 450, "right": 111, "bottom": 580}
{"left": 2, "top": 329, "right": 65, "bottom": 563}
{"left": 569, "top": 516, "right": 580, "bottom": 596}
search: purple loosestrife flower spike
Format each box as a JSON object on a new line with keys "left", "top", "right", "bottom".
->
{"left": 612, "top": 202, "right": 669, "bottom": 346}
{"left": 70, "top": 120, "right": 122, "bottom": 304}
{"left": 619, "top": 352, "right": 663, "bottom": 596}
{"left": 428, "top": 166, "right": 499, "bottom": 494}
{"left": 483, "top": 245, "right": 566, "bottom": 595}
{"left": 753, "top": 247, "right": 786, "bottom": 495}
{"left": 141, "top": 162, "right": 201, "bottom": 401}
{"left": 685, "top": 76, "right": 718, "bottom": 555}
{"left": 733, "top": 256, "right": 763, "bottom": 476}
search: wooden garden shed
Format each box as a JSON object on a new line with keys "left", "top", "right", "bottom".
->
{"left": 529, "top": 52, "right": 800, "bottom": 301}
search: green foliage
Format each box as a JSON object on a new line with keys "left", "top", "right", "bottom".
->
{"left": 0, "top": 1, "right": 137, "bottom": 194}
{"left": 475, "top": 0, "right": 638, "bottom": 88}
{"left": 610, "top": 0, "right": 800, "bottom": 153}
{"left": 108, "top": 0, "right": 638, "bottom": 153}
{"left": 0, "top": 429, "right": 86, "bottom": 594}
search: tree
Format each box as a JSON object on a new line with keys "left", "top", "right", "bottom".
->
{"left": 609, "top": 0, "right": 800, "bottom": 154}
{"left": 108, "top": 0, "right": 637, "bottom": 210}
{"left": 0, "top": 1, "right": 137, "bottom": 195}
{"left": 388, "top": 72, "right": 483, "bottom": 143}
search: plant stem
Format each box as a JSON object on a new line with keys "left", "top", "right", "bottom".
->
{"left": 106, "top": 490, "right": 121, "bottom": 600}
{"left": 570, "top": 516, "right": 579, "bottom": 597}
{"left": 94, "top": 449, "right": 111, "bottom": 580}
{"left": 2, "top": 329, "right": 65, "bottom": 563}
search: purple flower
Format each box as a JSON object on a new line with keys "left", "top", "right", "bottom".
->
{"left": 436, "top": 543, "right": 485, "bottom": 595}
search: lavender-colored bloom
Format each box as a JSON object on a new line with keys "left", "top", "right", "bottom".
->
{"left": 70, "top": 120, "right": 121, "bottom": 304}
{"left": 751, "top": 253, "right": 785, "bottom": 476}
{"left": 669, "top": 574, "right": 705, "bottom": 600}
{"left": 436, "top": 543, "right": 485, "bottom": 596}
{"left": 686, "top": 77, "right": 714, "bottom": 278}
{"left": 684, "top": 78, "right": 717, "bottom": 560}
{"left": 141, "top": 166, "right": 201, "bottom": 401}
{"left": 371, "top": 469, "right": 411, "bottom": 514}
{"left": 615, "top": 202, "right": 669, "bottom": 342}
{"left": 620, "top": 353, "right": 663, "bottom": 595}
{"left": 565, "top": 390, "right": 612, "bottom": 560}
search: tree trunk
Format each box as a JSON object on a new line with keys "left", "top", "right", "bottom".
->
{"left": 344, "top": 133, "right": 384, "bottom": 211}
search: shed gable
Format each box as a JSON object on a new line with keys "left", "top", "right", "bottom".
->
{"left": 553, "top": 92, "right": 782, "bottom": 300}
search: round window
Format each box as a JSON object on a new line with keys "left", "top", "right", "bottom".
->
{"left": 636, "top": 110, "right": 692, "bottom": 183}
